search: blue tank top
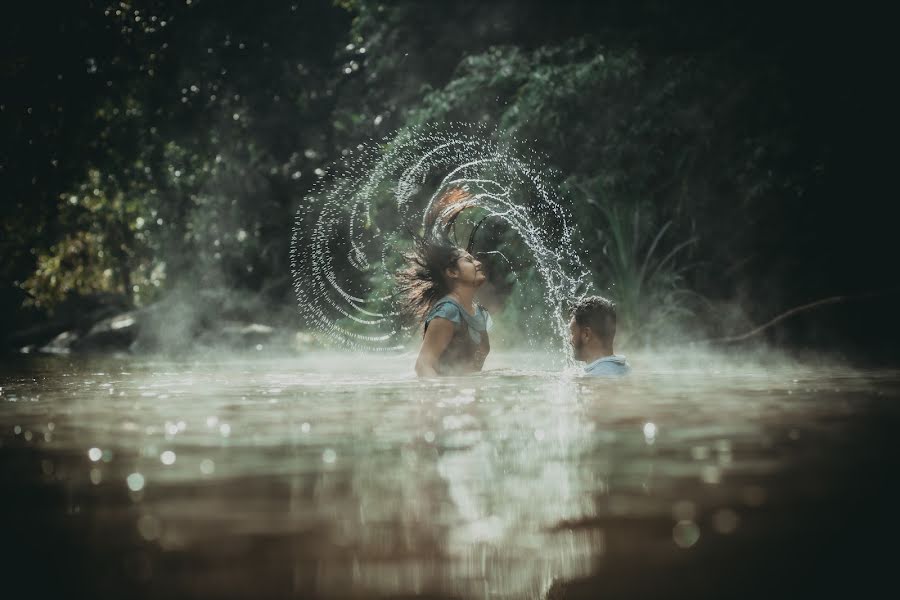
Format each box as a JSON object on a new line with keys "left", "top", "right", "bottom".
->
{"left": 423, "top": 297, "right": 492, "bottom": 374}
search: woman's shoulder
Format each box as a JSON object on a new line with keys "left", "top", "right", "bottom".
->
{"left": 425, "top": 298, "right": 463, "bottom": 324}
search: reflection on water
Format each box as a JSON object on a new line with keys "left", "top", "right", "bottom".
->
{"left": 1, "top": 352, "right": 899, "bottom": 599}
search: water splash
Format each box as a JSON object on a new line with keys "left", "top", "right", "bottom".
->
{"left": 290, "top": 122, "right": 592, "bottom": 352}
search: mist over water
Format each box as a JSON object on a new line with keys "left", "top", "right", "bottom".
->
{"left": 290, "top": 123, "right": 591, "bottom": 354}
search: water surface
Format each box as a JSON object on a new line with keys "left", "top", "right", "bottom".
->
{"left": 1, "top": 352, "right": 898, "bottom": 599}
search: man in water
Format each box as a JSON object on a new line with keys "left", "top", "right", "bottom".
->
{"left": 568, "top": 295, "right": 631, "bottom": 377}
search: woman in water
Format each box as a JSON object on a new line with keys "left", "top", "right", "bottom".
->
{"left": 397, "top": 188, "right": 492, "bottom": 376}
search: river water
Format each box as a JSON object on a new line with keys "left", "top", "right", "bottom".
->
{"left": 1, "top": 351, "right": 898, "bottom": 599}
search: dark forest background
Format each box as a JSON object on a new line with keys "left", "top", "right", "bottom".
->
{"left": 1, "top": 0, "right": 895, "bottom": 360}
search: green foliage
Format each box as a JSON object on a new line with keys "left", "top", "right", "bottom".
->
{"left": 22, "top": 169, "right": 162, "bottom": 309}
{"left": 589, "top": 200, "right": 701, "bottom": 346}
{"left": 4, "top": 0, "right": 353, "bottom": 322}
{"left": 399, "top": 41, "right": 706, "bottom": 342}
{"left": 4, "top": 0, "right": 876, "bottom": 347}
{"left": 24, "top": 231, "right": 123, "bottom": 308}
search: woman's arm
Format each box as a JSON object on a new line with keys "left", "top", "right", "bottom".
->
{"left": 415, "top": 318, "right": 454, "bottom": 377}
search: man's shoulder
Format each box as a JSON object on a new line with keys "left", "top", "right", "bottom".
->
{"left": 584, "top": 355, "right": 631, "bottom": 377}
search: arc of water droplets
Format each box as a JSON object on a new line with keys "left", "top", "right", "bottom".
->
{"left": 290, "top": 123, "right": 592, "bottom": 352}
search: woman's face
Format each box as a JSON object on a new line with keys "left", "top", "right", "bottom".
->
{"left": 448, "top": 250, "right": 485, "bottom": 287}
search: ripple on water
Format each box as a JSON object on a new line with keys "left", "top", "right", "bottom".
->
{"left": 0, "top": 355, "right": 899, "bottom": 598}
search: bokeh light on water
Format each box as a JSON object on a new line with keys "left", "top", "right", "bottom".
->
{"left": 1, "top": 353, "right": 900, "bottom": 598}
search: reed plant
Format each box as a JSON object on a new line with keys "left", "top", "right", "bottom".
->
{"left": 593, "top": 202, "right": 701, "bottom": 346}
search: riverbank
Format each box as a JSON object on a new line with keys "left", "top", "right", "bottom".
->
{"left": 3, "top": 290, "right": 319, "bottom": 357}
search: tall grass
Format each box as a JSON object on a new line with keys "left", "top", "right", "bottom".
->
{"left": 595, "top": 203, "right": 701, "bottom": 346}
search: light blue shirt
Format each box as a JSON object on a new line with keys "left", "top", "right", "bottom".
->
{"left": 584, "top": 355, "right": 631, "bottom": 377}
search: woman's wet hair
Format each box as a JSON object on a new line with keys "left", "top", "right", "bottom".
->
{"left": 396, "top": 188, "right": 475, "bottom": 320}
{"left": 396, "top": 237, "right": 462, "bottom": 321}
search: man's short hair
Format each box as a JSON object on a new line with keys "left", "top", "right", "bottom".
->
{"left": 571, "top": 295, "right": 617, "bottom": 342}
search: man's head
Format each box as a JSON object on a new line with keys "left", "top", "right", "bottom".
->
{"left": 568, "top": 295, "right": 617, "bottom": 361}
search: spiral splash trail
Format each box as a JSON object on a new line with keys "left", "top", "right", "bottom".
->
{"left": 290, "top": 123, "right": 592, "bottom": 352}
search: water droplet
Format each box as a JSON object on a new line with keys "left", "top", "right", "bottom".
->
{"left": 701, "top": 465, "right": 721, "bottom": 485}
{"left": 673, "top": 520, "right": 700, "bottom": 548}
{"left": 88, "top": 447, "right": 102, "bottom": 462}
{"left": 290, "top": 124, "right": 592, "bottom": 354}
{"left": 643, "top": 422, "right": 657, "bottom": 443}
{"left": 126, "top": 472, "right": 145, "bottom": 491}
